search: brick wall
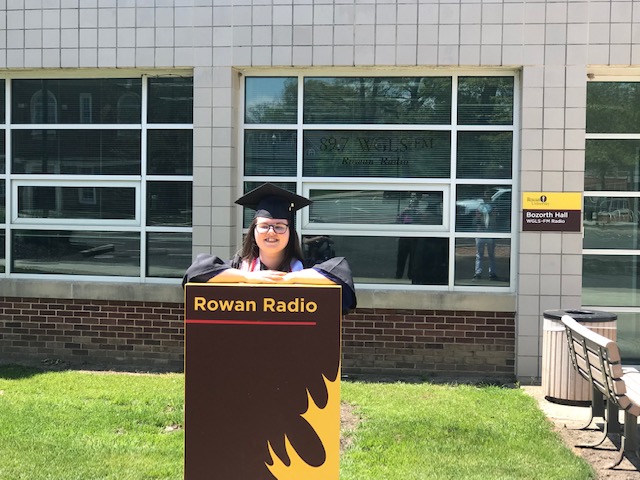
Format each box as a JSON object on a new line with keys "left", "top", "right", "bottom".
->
{"left": 342, "top": 308, "right": 516, "bottom": 380}
{"left": 0, "top": 297, "right": 516, "bottom": 379}
{"left": 0, "top": 297, "right": 184, "bottom": 371}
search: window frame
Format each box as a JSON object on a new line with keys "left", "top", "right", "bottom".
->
{"left": 0, "top": 72, "right": 193, "bottom": 283}
{"left": 584, "top": 75, "right": 640, "bottom": 264}
{"left": 12, "top": 179, "right": 141, "bottom": 226}
{"left": 301, "top": 181, "right": 450, "bottom": 233}
{"left": 240, "top": 70, "right": 520, "bottom": 292}
{"left": 583, "top": 75, "right": 640, "bottom": 362}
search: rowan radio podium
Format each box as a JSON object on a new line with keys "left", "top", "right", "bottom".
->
{"left": 183, "top": 282, "right": 343, "bottom": 480}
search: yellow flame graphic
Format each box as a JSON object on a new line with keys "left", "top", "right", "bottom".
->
{"left": 265, "top": 370, "right": 341, "bottom": 479}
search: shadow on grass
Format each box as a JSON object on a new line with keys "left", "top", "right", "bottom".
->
{"left": 0, "top": 359, "right": 183, "bottom": 377}
{"left": 3, "top": 362, "right": 516, "bottom": 387}
{"left": 342, "top": 372, "right": 518, "bottom": 388}
{"left": 0, "top": 364, "right": 46, "bottom": 380}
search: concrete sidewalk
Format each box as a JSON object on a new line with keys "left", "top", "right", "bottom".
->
{"left": 522, "top": 384, "right": 640, "bottom": 477}
{"left": 522, "top": 385, "right": 593, "bottom": 426}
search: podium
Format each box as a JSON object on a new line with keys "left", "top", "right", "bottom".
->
{"left": 184, "top": 283, "right": 342, "bottom": 480}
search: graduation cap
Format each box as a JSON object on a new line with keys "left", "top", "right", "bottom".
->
{"left": 235, "top": 183, "right": 312, "bottom": 220}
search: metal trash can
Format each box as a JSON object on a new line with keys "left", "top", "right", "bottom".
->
{"left": 542, "top": 309, "right": 617, "bottom": 405}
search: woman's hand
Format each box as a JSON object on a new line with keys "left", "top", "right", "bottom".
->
{"left": 282, "top": 269, "right": 334, "bottom": 285}
{"left": 244, "top": 270, "right": 288, "bottom": 283}
{"left": 207, "top": 268, "right": 287, "bottom": 284}
{"left": 206, "top": 267, "right": 336, "bottom": 285}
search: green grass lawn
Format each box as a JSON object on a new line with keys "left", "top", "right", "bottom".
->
{"left": 0, "top": 366, "right": 594, "bottom": 480}
{"left": 0, "top": 366, "right": 184, "bottom": 480}
{"left": 340, "top": 381, "right": 594, "bottom": 480}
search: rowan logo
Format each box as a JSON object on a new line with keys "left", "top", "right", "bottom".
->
{"left": 526, "top": 195, "right": 548, "bottom": 205}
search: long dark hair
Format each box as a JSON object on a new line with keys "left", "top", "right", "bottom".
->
{"left": 240, "top": 217, "right": 304, "bottom": 271}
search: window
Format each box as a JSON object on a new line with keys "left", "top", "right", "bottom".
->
{"left": 16, "top": 183, "right": 136, "bottom": 221}
{"left": 584, "top": 79, "right": 640, "bottom": 361}
{"left": 242, "top": 74, "right": 517, "bottom": 290}
{"left": 0, "top": 75, "right": 193, "bottom": 280}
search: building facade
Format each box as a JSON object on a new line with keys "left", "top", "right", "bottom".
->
{"left": 0, "top": 0, "right": 636, "bottom": 381}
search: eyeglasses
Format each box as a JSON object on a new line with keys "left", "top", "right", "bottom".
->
{"left": 255, "top": 223, "right": 289, "bottom": 234}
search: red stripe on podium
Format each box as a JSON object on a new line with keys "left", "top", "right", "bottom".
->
{"left": 185, "top": 319, "right": 317, "bottom": 326}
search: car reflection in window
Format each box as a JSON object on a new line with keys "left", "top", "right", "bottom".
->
{"left": 456, "top": 187, "right": 511, "bottom": 233}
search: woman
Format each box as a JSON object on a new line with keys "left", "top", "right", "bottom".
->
{"left": 182, "top": 183, "right": 356, "bottom": 313}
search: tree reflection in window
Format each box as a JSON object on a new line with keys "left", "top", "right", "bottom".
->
{"left": 585, "top": 139, "right": 640, "bottom": 191}
{"left": 245, "top": 77, "right": 298, "bottom": 124}
{"left": 303, "top": 77, "right": 452, "bottom": 125}
{"left": 457, "top": 77, "right": 514, "bottom": 126}
{"left": 587, "top": 82, "right": 640, "bottom": 134}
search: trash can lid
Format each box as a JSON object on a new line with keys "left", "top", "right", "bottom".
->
{"left": 543, "top": 309, "right": 617, "bottom": 322}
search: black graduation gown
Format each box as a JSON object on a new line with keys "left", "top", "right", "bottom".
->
{"left": 182, "top": 253, "right": 357, "bottom": 313}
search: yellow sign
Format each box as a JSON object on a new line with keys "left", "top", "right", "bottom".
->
{"left": 522, "top": 192, "right": 582, "bottom": 210}
{"left": 522, "top": 192, "right": 582, "bottom": 232}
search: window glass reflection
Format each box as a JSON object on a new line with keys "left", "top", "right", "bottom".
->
{"left": 303, "top": 130, "right": 451, "bottom": 178}
{"left": 147, "top": 181, "right": 192, "bottom": 227}
{"left": 308, "top": 190, "right": 443, "bottom": 226}
{"left": 244, "top": 129, "right": 297, "bottom": 176}
{"left": 456, "top": 185, "right": 511, "bottom": 233}
{"left": 148, "top": 77, "right": 193, "bottom": 124}
{"left": 242, "top": 74, "right": 516, "bottom": 290}
{"left": 12, "top": 130, "right": 141, "bottom": 175}
{"left": 457, "top": 76, "right": 514, "bottom": 125}
{"left": 457, "top": 131, "right": 512, "bottom": 179}
{"left": 12, "top": 230, "right": 140, "bottom": 276}
{"left": 583, "top": 255, "right": 640, "bottom": 307}
{"left": 12, "top": 78, "right": 141, "bottom": 124}
{"left": 0, "top": 232, "right": 5, "bottom": 272}
{"left": 454, "top": 238, "right": 510, "bottom": 286}
{"left": 302, "top": 234, "right": 448, "bottom": 285}
{"left": 147, "top": 130, "right": 193, "bottom": 175}
{"left": 0, "top": 180, "right": 5, "bottom": 223}
{"left": 583, "top": 196, "right": 640, "bottom": 249}
{"left": 587, "top": 82, "right": 640, "bottom": 133}
{"left": 147, "top": 232, "right": 192, "bottom": 278}
{"left": 245, "top": 77, "right": 297, "bottom": 124}
{"left": 303, "top": 77, "right": 452, "bottom": 124}
{"left": 18, "top": 186, "right": 135, "bottom": 220}
{"left": 0, "top": 79, "right": 5, "bottom": 123}
{"left": 0, "top": 132, "right": 6, "bottom": 174}
{"left": 585, "top": 139, "right": 640, "bottom": 191}
{"left": 615, "top": 312, "right": 640, "bottom": 362}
